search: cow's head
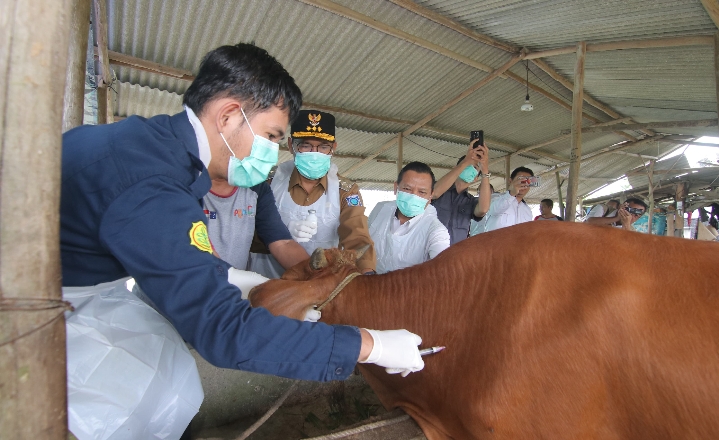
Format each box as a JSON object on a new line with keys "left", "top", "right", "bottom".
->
{"left": 248, "top": 246, "right": 368, "bottom": 320}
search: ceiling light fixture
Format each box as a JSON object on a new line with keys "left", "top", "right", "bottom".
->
{"left": 521, "top": 61, "right": 534, "bottom": 112}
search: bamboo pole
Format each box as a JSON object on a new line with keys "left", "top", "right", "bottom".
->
{"left": 397, "top": 133, "right": 403, "bottom": 176}
{"left": 647, "top": 159, "right": 656, "bottom": 234}
{"left": 674, "top": 182, "right": 687, "bottom": 237}
{"left": 556, "top": 172, "right": 565, "bottom": 219}
{"left": 93, "top": 0, "right": 112, "bottom": 124}
{"left": 565, "top": 42, "right": 586, "bottom": 222}
{"left": 63, "top": 0, "right": 92, "bottom": 132}
{"left": 0, "top": 0, "right": 71, "bottom": 438}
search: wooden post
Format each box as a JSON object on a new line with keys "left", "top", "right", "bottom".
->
{"left": 505, "top": 155, "right": 511, "bottom": 190}
{"left": 555, "top": 171, "right": 565, "bottom": 219}
{"left": 714, "top": 31, "right": 719, "bottom": 121}
{"left": 397, "top": 133, "right": 403, "bottom": 176}
{"left": 93, "top": 0, "right": 113, "bottom": 124}
{"left": 63, "top": 0, "right": 92, "bottom": 132}
{"left": 0, "top": 0, "right": 71, "bottom": 438}
{"left": 565, "top": 41, "right": 586, "bottom": 222}
{"left": 647, "top": 159, "right": 656, "bottom": 234}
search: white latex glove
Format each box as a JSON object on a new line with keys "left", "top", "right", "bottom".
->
{"left": 227, "top": 268, "right": 269, "bottom": 299}
{"left": 304, "top": 308, "right": 321, "bottom": 322}
{"left": 359, "top": 329, "right": 424, "bottom": 377}
{"left": 288, "top": 220, "right": 317, "bottom": 243}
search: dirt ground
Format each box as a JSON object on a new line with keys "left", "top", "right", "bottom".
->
{"left": 192, "top": 374, "right": 425, "bottom": 440}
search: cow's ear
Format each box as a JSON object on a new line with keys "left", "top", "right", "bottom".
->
{"left": 309, "top": 247, "right": 328, "bottom": 270}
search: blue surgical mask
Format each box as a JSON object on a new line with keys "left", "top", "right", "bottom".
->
{"left": 458, "top": 166, "right": 478, "bottom": 183}
{"left": 294, "top": 151, "right": 331, "bottom": 180}
{"left": 396, "top": 191, "right": 429, "bottom": 218}
{"left": 222, "top": 108, "right": 279, "bottom": 188}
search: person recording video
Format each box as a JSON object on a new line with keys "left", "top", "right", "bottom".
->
{"left": 617, "top": 197, "right": 648, "bottom": 232}
{"left": 472, "top": 166, "right": 535, "bottom": 234}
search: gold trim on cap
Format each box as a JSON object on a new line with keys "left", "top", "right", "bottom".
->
{"left": 291, "top": 131, "right": 335, "bottom": 142}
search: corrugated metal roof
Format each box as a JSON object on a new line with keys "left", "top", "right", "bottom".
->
{"left": 415, "top": 0, "right": 716, "bottom": 51}
{"left": 101, "top": 0, "right": 718, "bottom": 203}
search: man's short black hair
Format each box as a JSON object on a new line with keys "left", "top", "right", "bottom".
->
{"left": 625, "top": 197, "right": 648, "bottom": 210}
{"left": 183, "top": 43, "right": 302, "bottom": 121}
{"left": 510, "top": 166, "right": 534, "bottom": 179}
{"left": 397, "top": 161, "right": 436, "bottom": 191}
{"left": 541, "top": 199, "right": 554, "bottom": 208}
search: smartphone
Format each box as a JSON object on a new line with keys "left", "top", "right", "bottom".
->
{"left": 520, "top": 176, "right": 541, "bottom": 187}
{"left": 470, "top": 130, "right": 484, "bottom": 148}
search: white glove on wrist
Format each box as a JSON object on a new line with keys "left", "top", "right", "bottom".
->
{"left": 227, "top": 268, "right": 269, "bottom": 299}
{"left": 303, "top": 308, "right": 321, "bottom": 322}
{"left": 359, "top": 329, "right": 424, "bottom": 377}
{"left": 288, "top": 220, "right": 317, "bottom": 243}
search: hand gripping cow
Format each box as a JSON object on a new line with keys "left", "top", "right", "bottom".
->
{"left": 249, "top": 220, "right": 719, "bottom": 440}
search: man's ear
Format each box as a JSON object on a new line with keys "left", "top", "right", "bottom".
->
{"left": 331, "top": 141, "right": 338, "bottom": 155}
{"left": 215, "top": 100, "right": 243, "bottom": 134}
{"left": 393, "top": 182, "right": 398, "bottom": 195}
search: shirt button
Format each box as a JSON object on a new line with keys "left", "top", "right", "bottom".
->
{"left": 335, "top": 367, "right": 343, "bottom": 375}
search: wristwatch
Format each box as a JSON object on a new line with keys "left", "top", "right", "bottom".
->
{"left": 481, "top": 172, "right": 492, "bottom": 179}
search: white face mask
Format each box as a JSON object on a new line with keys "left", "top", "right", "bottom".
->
{"left": 222, "top": 108, "right": 279, "bottom": 188}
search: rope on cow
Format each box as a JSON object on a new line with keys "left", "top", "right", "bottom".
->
{"left": 304, "top": 414, "right": 412, "bottom": 439}
{"left": 234, "top": 380, "right": 299, "bottom": 440}
{"left": 316, "top": 272, "right": 361, "bottom": 312}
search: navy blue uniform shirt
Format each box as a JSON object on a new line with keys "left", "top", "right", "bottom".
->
{"left": 60, "top": 112, "right": 360, "bottom": 381}
{"left": 432, "top": 184, "right": 480, "bottom": 245}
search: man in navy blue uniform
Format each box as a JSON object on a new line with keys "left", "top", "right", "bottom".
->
{"left": 61, "top": 43, "right": 424, "bottom": 383}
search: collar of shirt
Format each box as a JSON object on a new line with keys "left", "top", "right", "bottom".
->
{"left": 185, "top": 105, "right": 212, "bottom": 170}
{"left": 391, "top": 207, "right": 428, "bottom": 234}
{"left": 289, "top": 166, "right": 328, "bottom": 194}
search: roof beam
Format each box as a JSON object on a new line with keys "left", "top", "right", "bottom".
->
{"left": 341, "top": 53, "right": 526, "bottom": 176}
{"left": 386, "top": 0, "right": 518, "bottom": 53}
{"left": 525, "top": 35, "right": 714, "bottom": 59}
{"left": 563, "top": 118, "right": 719, "bottom": 134}
{"left": 529, "top": 58, "right": 655, "bottom": 136}
{"left": 297, "top": 0, "right": 496, "bottom": 73}
{"left": 700, "top": 0, "right": 719, "bottom": 30}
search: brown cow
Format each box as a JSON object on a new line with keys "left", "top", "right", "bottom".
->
{"left": 249, "top": 221, "right": 719, "bottom": 439}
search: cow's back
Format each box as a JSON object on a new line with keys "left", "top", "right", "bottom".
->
{"left": 327, "top": 221, "right": 719, "bottom": 439}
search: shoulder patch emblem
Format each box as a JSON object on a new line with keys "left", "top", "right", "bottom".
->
{"left": 189, "top": 221, "right": 213, "bottom": 254}
{"left": 338, "top": 178, "right": 354, "bottom": 192}
{"left": 345, "top": 194, "right": 362, "bottom": 207}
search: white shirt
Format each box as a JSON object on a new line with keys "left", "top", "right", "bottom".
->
{"left": 185, "top": 106, "right": 212, "bottom": 169}
{"left": 585, "top": 204, "right": 617, "bottom": 220}
{"left": 368, "top": 201, "right": 450, "bottom": 274}
{"left": 475, "top": 191, "right": 533, "bottom": 233}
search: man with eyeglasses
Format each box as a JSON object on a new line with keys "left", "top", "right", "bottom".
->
{"left": 249, "top": 110, "right": 376, "bottom": 277}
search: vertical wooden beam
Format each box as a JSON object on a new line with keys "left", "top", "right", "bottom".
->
{"left": 505, "top": 155, "right": 511, "bottom": 190}
{"left": 565, "top": 42, "right": 586, "bottom": 222}
{"left": 714, "top": 31, "right": 719, "bottom": 120}
{"left": 62, "top": 0, "right": 92, "bottom": 132}
{"left": 93, "top": 0, "right": 112, "bottom": 123}
{"left": 555, "top": 171, "right": 565, "bottom": 219}
{"left": 0, "top": 0, "right": 71, "bottom": 438}
{"left": 647, "top": 159, "right": 656, "bottom": 234}
{"left": 397, "top": 133, "right": 403, "bottom": 176}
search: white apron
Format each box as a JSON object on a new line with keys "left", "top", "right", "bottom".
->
{"left": 248, "top": 160, "right": 341, "bottom": 278}
{"left": 369, "top": 201, "right": 438, "bottom": 274}
{"left": 64, "top": 278, "right": 203, "bottom": 440}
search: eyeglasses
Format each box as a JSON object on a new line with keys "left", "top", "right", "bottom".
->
{"left": 296, "top": 142, "right": 333, "bottom": 154}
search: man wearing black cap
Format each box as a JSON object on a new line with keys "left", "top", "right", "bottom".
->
{"left": 249, "top": 110, "right": 376, "bottom": 277}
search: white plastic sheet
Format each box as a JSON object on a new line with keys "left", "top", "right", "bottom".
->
{"left": 64, "top": 278, "right": 204, "bottom": 440}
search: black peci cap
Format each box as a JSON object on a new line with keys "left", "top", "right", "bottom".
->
{"left": 291, "top": 110, "right": 335, "bottom": 142}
